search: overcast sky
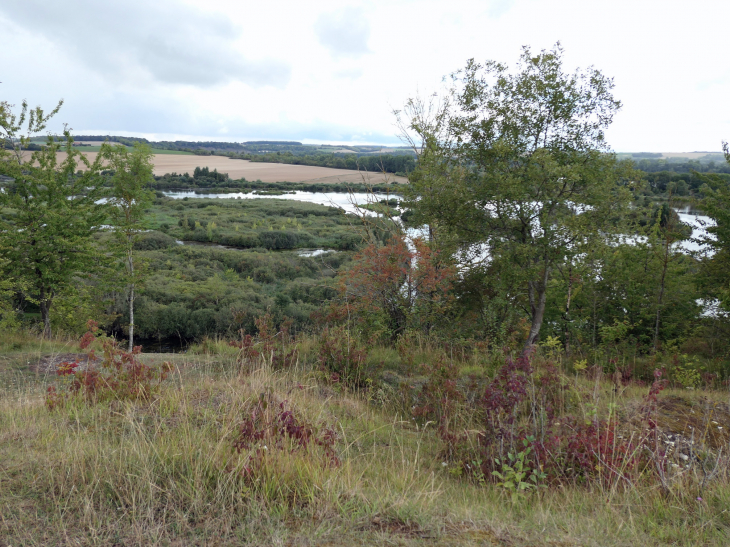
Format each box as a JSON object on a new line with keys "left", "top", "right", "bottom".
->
{"left": 1, "top": 0, "right": 728, "bottom": 151}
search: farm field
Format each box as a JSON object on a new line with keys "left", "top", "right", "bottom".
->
{"left": 28, "top": 150, "right": 408, "bottom": 184}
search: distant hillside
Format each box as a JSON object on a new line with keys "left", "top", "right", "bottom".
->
{"left": 47, "top": 136, "right": 415, "bottom": 157}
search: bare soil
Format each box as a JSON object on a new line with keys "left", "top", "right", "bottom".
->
{"left": 29, "top": 353, "right": 98, "bottom": 375}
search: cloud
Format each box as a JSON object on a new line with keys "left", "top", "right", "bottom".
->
{"left": 334, "top": 68, "right": 364, "bottom": 80}
{"left": 0, "top": 0, "right": 290, "bottom": 88}
{"left": 488, "top": 0, "right": 515, "bottom": 17}
{"left": 315, "top": 6, "right": 371, "bottom": 58}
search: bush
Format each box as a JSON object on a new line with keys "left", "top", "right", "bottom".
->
{"left": 233, "top": 395, "right": 339, "bottom": 470}
{"left": 316, "top": 327, "right": 373, "bottom": 389}
{"left": 133, "top": 231, "right": 177, "bottom": 250}
{"left": 45, "top": 321, "right": 172, "bottom": 409}
{"left": 258, "top": 230, "right": 304, "bottom": 250}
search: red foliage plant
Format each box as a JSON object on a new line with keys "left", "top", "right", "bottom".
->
{"left": 437, "top": 351, "right": 652, "bottom": 487}
{"left": 233, "top": 395, "right": 340, "bottom": 476}
{"left": 325, "top": 235, "right": 457, "bottom": 340}
{"left": 45, "top": 320, "right": 172, "bottom": 410}
{"left": 229, "top": 313, "right": 297, "bottom": 370}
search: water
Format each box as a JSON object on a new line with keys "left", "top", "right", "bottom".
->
{"left": 675, "top": 208, "right": 715, "bottom": 254}
{"left": 162, "top": 190, "right": 397, "bottom": 215}
{"left": 164, "top": 191, "right": 715, "bottom": 255}
{"left": 296, "top": 249, "right": 338, "bottom": 257}
{"left": 173, "top": 239, "right": 339, "bottom": 256}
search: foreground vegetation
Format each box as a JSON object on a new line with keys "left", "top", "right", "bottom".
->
{"left": 3, "top": 327, "right": 730, "bottom": 546}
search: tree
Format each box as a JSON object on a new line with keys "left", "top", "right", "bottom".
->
{"left": 696, "top": 142, "right": 730, "bottom": 311}
{"left": 330, "top": 235, "right": 456, "bottom": 340}
{"left": 397, "top": 44, "right": 635, "bottom": 353}
{"left": 101, "top": 142, "right": 155, "bottom": 351}
{"left": 0, "top": 100, "right": 107, "bottom": 337}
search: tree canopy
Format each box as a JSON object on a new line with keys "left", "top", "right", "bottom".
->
{"left": 0, "top": 100, "right": 108, "bottom": 337}
{"left": 398, "top": 44, "right": 636, "bottom": 351}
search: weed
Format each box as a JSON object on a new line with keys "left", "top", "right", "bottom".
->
{"left": 233, "top": 394, "right": 340, "bottom": 472}
{"left": 492, "top": 437, "right": 546, "bottom": 503}
{"left": 317, "top": 326, "right": 372, "bottom": 389}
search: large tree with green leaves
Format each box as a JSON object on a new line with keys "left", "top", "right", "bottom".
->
{"left": 0, "top": 100, "right": 107, "bottom": 337}
{"left": 397, "top": 44, "right": 635, "bottom": 352}
{"left": 101, "top": 142, "right": 155, "bottom": 350}
{"left": 696, "top": 142, "right": 730, "bottom": 311}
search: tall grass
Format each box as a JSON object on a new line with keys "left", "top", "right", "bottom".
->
{"left": 2, "top": 334, "right": 730, "bottom": 545}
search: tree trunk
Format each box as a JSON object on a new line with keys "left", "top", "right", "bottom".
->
{"left": 653, "top": 238, "right": 670, "bottom": 354}
{"left": 523, "top": 265, "right": 550, "bottom": 356}
{"left": 127, "top": 245, "right": 135, "bottom": 352}
{"left": 564, "top": 268, "right": 573, "bottom": 358}
{"left": 40, "top": 298, "right": 52, "bottom": 339}
{"left": 38, "top": 285, "right": 54, "bottom": 339}
{"left": 523, "top": 284, "right": 548, "bottom": 355}
{"left": 128, "top": 283, "right": 135, "bottom": 352}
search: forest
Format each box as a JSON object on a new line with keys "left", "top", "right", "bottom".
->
{"left": 3, "top": 45, "right": 730, "bottom": 545}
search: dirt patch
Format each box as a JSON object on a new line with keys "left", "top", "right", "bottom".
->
{"left": 624, "top": 394, "right": 730, "bottom": 452}
{"left": 29, "top": 353, "right": 98, "bottom": 375}
{"left": 654, "top": 395, "right": 730, "bottom": 449}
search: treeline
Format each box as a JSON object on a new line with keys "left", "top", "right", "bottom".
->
{"left": 64, "top": 135, "right": 411, "bottom": 156}
{"left": 642, "top": 169, "right": 730, "bottom": 196}
{"left": 631, "top": 158, "right": 730, "bottom": 197}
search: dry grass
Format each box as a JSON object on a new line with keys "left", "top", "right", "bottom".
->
{"left": 1, "top": 344, "right": 730, "bottom": 545}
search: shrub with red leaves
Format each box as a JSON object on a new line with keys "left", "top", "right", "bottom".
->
{"left": 317, "top": 326, "right": 372, "bottom": 389}
{"left": 229, "top": 313, "right": 298, "bottom": 370}
{"left": 534, "top": 417, "right": 641, "bottom": 486}
{"left": 433, "top": 350, "right": 653, "bottom": 488}
{"left": 45, "top": 320, "right": 172, "bottom": 409}
{"left": 233, "top": 396, "right": 340, "bottom": 471}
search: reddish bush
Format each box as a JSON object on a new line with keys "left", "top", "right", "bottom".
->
{"left": 434, "top": 351, "right": 657, "bottom": 488}
{"left": 317, "top": 326, "right": 372, "bottom": 389}
{"left": 229, "top": 313, "right": 298, "bottom": 370}
{"left": 45, "top": 320, "right": 172, "bottom": 409}
{"left": 535, "top": 418, "right": 641, "bottom": 486}
{"left": 324, "top": 236, "right": 457, "bottom": 340}
{"left": 233, "top": 396, "right": 340, "bottom": 471}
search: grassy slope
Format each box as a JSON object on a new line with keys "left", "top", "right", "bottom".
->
{"left": 2, "top": 334, "right": 730, "bottom": 546}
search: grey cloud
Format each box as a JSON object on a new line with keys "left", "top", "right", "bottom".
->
{"left": 0, "top": 0, "right": 290, "bottom": 88}
{"left": 315, "top": 7, "right": 371, "bottom": 58}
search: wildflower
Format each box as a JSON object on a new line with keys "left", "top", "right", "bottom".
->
{"left": 697, "top": 497, "right": 703, "bottom": 502}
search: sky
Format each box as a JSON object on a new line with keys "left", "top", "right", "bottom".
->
{"left": 1, "top": 0, "right": 728, "bottom": 152}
